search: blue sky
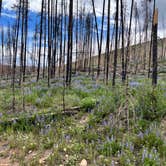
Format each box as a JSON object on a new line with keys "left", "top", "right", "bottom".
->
{"left": 1, "top": 0, "right": 165, "bottom": 37}
{"left": 0, "top": 0, "right": 165, "bottom": 65}
{"left": 0, "top": 0, "right": 114, "bottom": 56}
{"left": 0, "top": 0, "right": 166, "bottom": 66}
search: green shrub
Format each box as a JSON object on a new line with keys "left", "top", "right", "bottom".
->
{"left": 70, "top": 143, "right": 85, "bottom": 154}
{"left": 133, "top": 132, "right": 164, "bottom": 156}
{"left": 80, "top": 97, "right": 96, "bottom": 110}
{"left": 143, "top": 133, "right": 164, "bottom": 153}
{"left": 119, "top": 149, "right": 136, "bottom": 166}
{"left": 100, "top": 141, "right": 121, "bottom": 156}
{"left": 143, "top": 158, "right": 159, "bottom": 166}
{"left": 71, "top": 88, "right": 89, "bottom": 98}
{"left": 138, "top": 120, "right": 151, "bottom": 131}
{"left": 82, "top": 131, "right": 98, "bottom": 142}
{"left": 136, "top": 86, "right": 166, "bottom": 121}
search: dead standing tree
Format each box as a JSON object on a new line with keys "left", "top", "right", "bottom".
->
{"left": 124, "top": 0, "right": 134, "bottom": 82}
{"left": 0, "top": 0, "right": 2, "bottom": 15}
{"left": 105, "top": 0, "right": 111, "bottom": 85}
{"left": 112, "top": 0, "right": 119, "bottom": 86}
{"left": 37, "top": 0, "right": 44, "bottom": 82}
{"left": 152, "top": 9, "right": 158, "bottom": 86}
{"left": 12, "top": 0, "right": 21, "bottom": 111}
{"left": 66, "top": 0, "right": 73, "bottom": 86}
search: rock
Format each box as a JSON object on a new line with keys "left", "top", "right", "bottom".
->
{"left": 65, "top": 154, "right": 69, "bottom": 159}
{"left": 80, "top": 159, "right": 87, "bottom": 166}
{"left": 28, "top": 150, "right": 32, "bottom": 154}
{"left": 39, "top": 158, "right": 46, "bottom": 164}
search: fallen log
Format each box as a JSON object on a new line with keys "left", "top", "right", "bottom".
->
{"left": 0, "top": 107, "right": 81, "bottom": 130}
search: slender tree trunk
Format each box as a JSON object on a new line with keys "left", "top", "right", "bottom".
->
{"left": 66, "top": 0, "right": 73, "bottom": 86}
{"left": 121, "top": 0, "right": 125, "bottom": 82}
{"left": 112, "top": 0, "right": 119, "bottom": 86}
{"left": 37, "top": 0, "right": 44, "bottom": 81}
{"left": 1, "top": 27, "right": 4, "bottom": 76}
{"left": 12, "top": 0, "right": 21, "bottom": 111}
{"left": 148, "top": 0, "right": 156, "bottom": 78}
{"left": 124, "top": 0, "right": 134, "bottom": 81}
{"left": 23, "top": 0, "right": 28, "bottom": 81}
{"left": 0, "top": 0, "right": 2, "bottom": 15}
{"left": 97, "top": 0, "right": 105, "bottom": 79}
{"left": 152, "top": 9, "right": 158, "bottom": 86}
{"left": 47, "top": 0, "right": 51, "bottom": 87}
{"left": 105, "top": 0, "right": 111, "bottom": 85}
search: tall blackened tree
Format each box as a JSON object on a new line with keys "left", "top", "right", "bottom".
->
{"left": 152, "top": 8, "right": 158, "bottom": 86}
{"left": 105, "top": 0, "right": 111, "bottom": 84}
{"left": 0, "top": 0, "right": 2, "bottom": 15}
{"left": 112, "top": 0, "right": 119, "bottom": 86}
{"left": 23, "top": 0, "right": 28, "bottom": 81}
{"left": 37, "top": 0, "right": 44, "bottom": 81}
{"left": 120, "top": 0, "right": 125, "bottom": 82}
{"left": 97, "top": 0, "right": 105, "bottom": 80}
{"left": 124, "top": 0, "right": 134, "bottom": 82}
{"left": 1, "top": 27, "right": 4, "bottom": 75}
{"left": 12, "top": 0, "right": 21, "bottom": 111}
{"left": 47, "top": 0, "right": 52, "bottom": 87}
{"left": 66, "top": 0, "right": 73, "bottom": 86}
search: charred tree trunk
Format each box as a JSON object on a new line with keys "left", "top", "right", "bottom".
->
{"left": 0, "top": 0, "right": 2, "bottom": 15}
{"left": 12, "top": 0, "right": 21, "bottom": 111}
{"left": 66, "top": 0, "right": 73, "bottom": 86}
{"left": 23, "top": 0, "right": 28, "bottom": 81}
{"left": 124, "top": 0, "right": 134, "bottom": 82}
{"left": 37, "top": 0, "right": 44, "bottom": 81}
{"left": 1, "top": 27, "right": 4, "bottom": 76}
{"left": 120, "top": 0, "right": 125, "bottom": 82}
{"left": 105, "top": 0, "right": 111, "bottom": 85}
{"left": 47, "top": 0, "right": 52, "bottom": 87}
{"left": 152, "top": 9, "right": 158, "bottom": 86}
{"left": 112, "top": 0, "right": 119, "bottom": 86}
{"left": 97, "top": 0, "right": 105, "bottom": 79}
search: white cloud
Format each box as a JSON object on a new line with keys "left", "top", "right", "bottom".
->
{"left": 3, "top": 0, "right": 41, "bottom": 12}
{"left": 2, "top": 0, "right": 166, "bottom": 38}
{"left": 2, "top": 0, "right": 116, "bottom": 14}
{"left": 3, "top": 0, "right": 16, "bottom": 9}
{"left": 1, "top": 12, "right": 16, "bottom": 19}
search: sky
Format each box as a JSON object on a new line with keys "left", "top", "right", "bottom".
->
{"left": 1, "top": 0, "right": 166, "bottom": 34}
{"left": 0, "top": 0, "right": 166, "bottom": 65}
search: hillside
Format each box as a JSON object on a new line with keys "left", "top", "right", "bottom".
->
{"left": 75, "top": 38, "right": 166, "bottom": 76}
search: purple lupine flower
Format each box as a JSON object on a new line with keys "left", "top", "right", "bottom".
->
{"left": 129, "top": 143, "right": 134, "bottom": 152}
{"left": 111, "top": 160, "right": 115, "bottom": 166}
{"left": 129, "top": 81, "right": 140, "bottom": 88}
{"left": 102, "top": 120, "right": 107, "bottom": 126}
{"left": 145, "top": 129, "right": 150, "bottom": 135}
{"left": 142, "top": 148, "right": 148, "bottom": 162}
{"left": 138, "top": 131, "right": 144, "bottom": 139}
{"left": 109, "top": 114, "right": 113, "bottom": 120}
{"left": 65, "top": 135, "right": 71, "bottom": 142}
{"left": 149, "top": 153, "right": 153, "bottom": 159}
{"left": 0, "top": 112, "right": 3, "bottom": 118}
{"left": 126, "top": 142, "right": 129, "bottom": 148}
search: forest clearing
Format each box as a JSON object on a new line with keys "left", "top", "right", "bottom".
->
{"left": 0, "top": 0, "right": 166, "bottom": 165}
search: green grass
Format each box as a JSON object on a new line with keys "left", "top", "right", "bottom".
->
{"left": 0, "top": 76, "right": 165, "bottom": 165}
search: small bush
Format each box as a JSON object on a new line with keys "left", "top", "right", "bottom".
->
{"left": 100, "top": 141, "right": 121, "bottom": 156}
{"left": 80, "top": 97, "right": 96, "bottom": 110}
{"left": 136, "top": 86, "right": 166, "bottom": 121}
{"left": 143, "top": 158, "right": 159, "bottom": 166}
